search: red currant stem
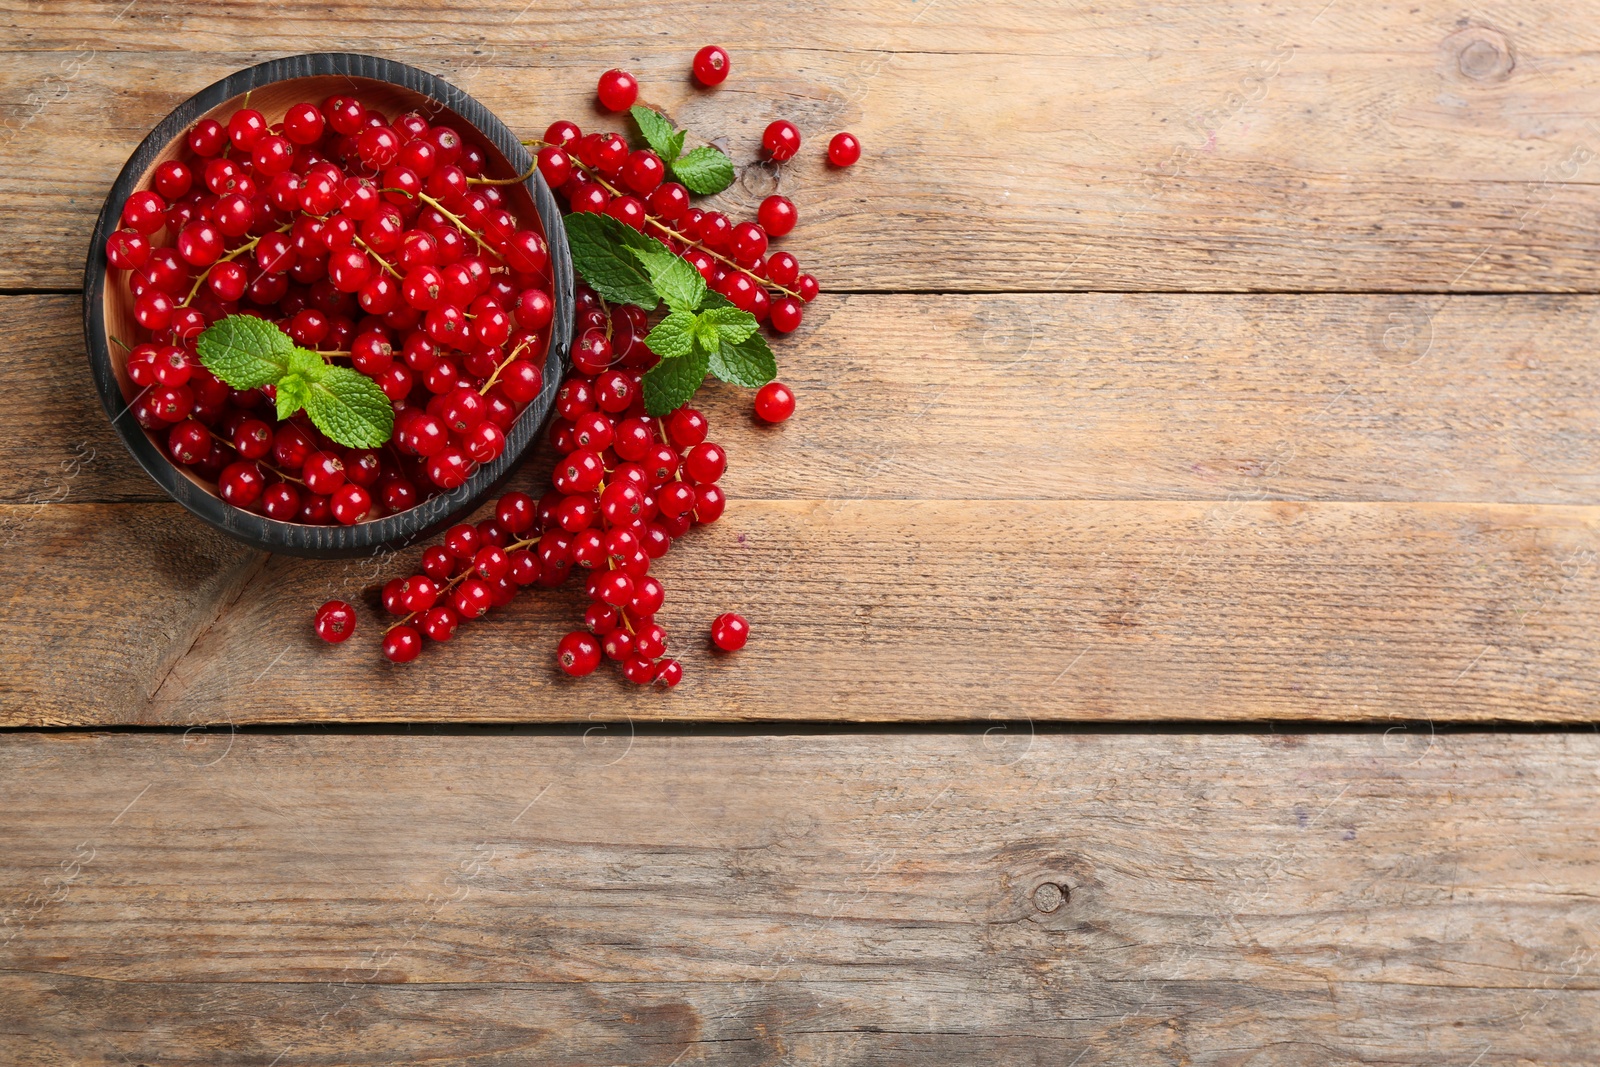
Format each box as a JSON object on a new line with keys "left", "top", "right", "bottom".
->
{"left": 109, "top": 335, "right": 132, "bottom": 352}
{"left": 466, "top": 158, "right": 541, "bottom": 187}
{"left": 411, "top": 191, "right": 506, "bottom": 261}
{"left": 382, "top": 533, "right": 539, "bottom": 635}
{"left": 353, "top": 234, "right": 403, "bottom": 280}
{"left": 478, "top": 336, "right": 535, "bottom": 396}
{"left": 179, "top": 221, "right": 293, "bottom": 309}
{"left": 524, "top": 140, "right": 803, "bottom": 301}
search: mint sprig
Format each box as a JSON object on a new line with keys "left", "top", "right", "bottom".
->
{"left": 629, "top": 105, "right": 735, "bottom": 196}
{"left": 197, "top": 315, "right": 395, "bottom": 448}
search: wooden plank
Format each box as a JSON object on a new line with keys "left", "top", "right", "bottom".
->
{"left": 4, "top": 2, "right": 1600, "bottom": 290}
{"left": 0, "top": 504, "right": 262, "bottom": 724}
{"left": 4, "top": 498, "right": 1595, "bottom": 724}
{"left": 1, "top": 731, "right": 1595, "bottom": 1063}
{"left": 10, "top": 292, "right": 1600, "bottom": 506}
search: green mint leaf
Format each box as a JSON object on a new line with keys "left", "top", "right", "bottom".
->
{"left": 709, "top": 329, "right": 778, "bottom": 389}
{"left": 287, "top": 346, "right": 328, "bottom": 383}
{"left": 670, "top": 145, "right": 735, "bottom": 195}
{"left": 564, "top": 212, "right": 663, "bottom": 307}
{"left": 643, "top": 343, "right": 711, "bottom": 416}
{"left": 692, "top": 316, "right": 722, "bottom": 355}
{"left": 303, "top": 366, "right": 395, "bottom": 448}
{"left": 196, "top": 314, "right": 292, "bottom": 390}
{"left": 629, "top": 246, "right": 706, "bottom": 314}
{"left": 645, "top": 310, "right": 700, "bottom": 360}
{"left": 698, "top": 304, "right": 759, "bottom": 345}
{"left": 630, "top": 105, "right": 683, "bottom": 163}
{"left": 274, "top": 374, "right": 309, "bottom": 422}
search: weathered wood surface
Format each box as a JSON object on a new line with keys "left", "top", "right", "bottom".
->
{"left": 4, "top": 2, "right": 1600, "bottom": 291}
{"left": 10, "top": 292, "right": 1600, "bottom": 508}
{"left": 4, "top": 498, "right": 1596, "bottom": 724}
{"left": 1, "top": 731, "right": 1596, "bottom": 1064}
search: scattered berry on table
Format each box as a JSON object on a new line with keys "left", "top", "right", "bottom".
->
{"left": 762, "top": 120, "right": 801, "bottom": 162}
{"left": 596, "top": 68, "right": 639, "bottom": 112}
{"left": 692, "top": 45, "right": 730, "bottom": 87}
{"left": 710, "top": 612, "right": 750, "bottom": 652}
{"left": 828, "top": 132, "right": 862, "bottom": 167}
{"left": 314, "top": 600, "right": 357, "bottom": 642}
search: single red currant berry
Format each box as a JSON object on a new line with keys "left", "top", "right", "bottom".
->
{"left": 683, "top": 442, "right": 727, "bottom": 484}
{"left": 496, "top": 491, "right": 537, "bottom": 535}
{"left": 453, "top": 578, "right": 494, "bottom": 619}
{"left": 694, "top": 484, "right": 727, "bottom": 524}
{"left": 121, "top": 190, "right": 168, "bottom": 234}
{"left": 315, "top": 600, "right": 357, "bottom": 643}
{"left": 648, "top": 182, "right": 690, "bottom": 223}
{"left": 711, "top": 612, "right": 750, "bottom": 651}
{"left": 545, "top": 119, "right": 582, "bottom": 147}
{"left": 537, "top": 145, "right": 572, "bottom": 189}
{"left": 762, "top": 120, "right": 801, "bottom": 162}
{"left": 153, "top": 159, "right": 193, "bottom": 199}
{"left": 602, "top": 629, "right": 635, "bottom": 662}
{"left": 596, "top": 68, "right": 639, "bottom": 112}
{"left": 501, "top": 361, "right": 545, "bottom": 405}
{"left": 505, "top": 230, "right": 548, "bottom": 274}
{"left": 422, "top": 606, "right": 459, "bottom": 642}
{"left": 658, "top": 481, "right": 697, "bottom": 519}
{"left": 665, "top": 407, "right": 708, "bottom": 448}
{"left": 755, "top": 381, "right": 796, "bottom": 423}
{"left": 227, "top": 107, "right": 268, "bottom": 150}
{"left": 692, "top": 44, "right": 730, "bottom": 86}
{"left": 399, "top": 575, "right": 439, "bottom": 613}
{"left": 262, "top": 482, "right": 301, "bottom": 521}
{"left": 167, "top": 419, "right": 210, "bottom": 465}
{"left": 105, "top": 229, "right": 151, "bottom": 271}
{"left": 654, "top": 659, "right": 683, "bottom": 687}
{"left": 828, "top": 131, "right": 862, "bottom": 167}
{"left": 623, "top": 150, "right": 665, "bottom": 195}
{"left": 331, "top": 483, "right": 372, "bottom": 525}
{"left": 284, "top": 102, "right": 325, "bottom": 145}
{"left": 697, "top": 210, "right": 732, "bottom": 250}
{"left": 597, "top": 569, "right": 635, "bottom": 606}
{"left": 557, "top": 630, "right": 603, "bottom": 676}
{"left": 474, "top": 546, "right": 511, "bottom": 582}
{"left": 586, "top": 601, "right": 622, "bottom": 635}
{"left": 796, "top": 274, "right": 820, "bottom": 302}
{"left": 757, "top": 195, "right": 797, "bottom": 237}
{"left": 729, "top": 222, "right": 768, "bottom": 267}
{"left": 302, "top": 452, "right": 347, "bottom": 496}
{"left": 634, "top": 622, "right": 667, "bottom": 659}
{"left": 218, "top": 461, "right": 265, "bottom": 509}
{"left": 187, "top": 118, "right": 227, "bottom": 157}
{"left": 573, "top": 329, "right": 613, "bottom": 375}
{"left": 421, "top": 545, "right": 456, "bottom": 580}
{"left": 769, "top": 296, "right": 804, "bottom": 334}
{"left": 621, "top": 656, "right": 656, "bottom": 685}
{"left": 382, "top": 578, "right": 407, "bottom": 615}
{"left": 382, "top": 625, "right": 423, "bottom": 663}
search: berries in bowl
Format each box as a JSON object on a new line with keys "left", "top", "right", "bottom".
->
{"left": 85, "top": 53, "right": 573, "bottom": 557}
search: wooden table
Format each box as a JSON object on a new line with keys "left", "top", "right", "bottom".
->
{"left": 2, "top": 3, "right": 1597, "bottom": 1063}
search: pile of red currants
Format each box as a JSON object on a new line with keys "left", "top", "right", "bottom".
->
{"left": 105, "top": 94, "right": 555, "bottom": 525}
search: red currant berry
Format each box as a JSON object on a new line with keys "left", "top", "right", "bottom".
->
{"left": 537, "top": 145, "right": 572, "bottom": 189}
{"left": 769, "top": 296, "right": 804, "bottom": 334}
{"left": 762, "top": 120, "right": 801, "bottom": 162}
{"left": 302, "top": 451, "right": 347, "bottom": 496}
{"left": 827, "top": 131, "right": 862, "bottom": 167}
{"left": 757, "top": 195, "right": 797, "bottom": 237}
{"left": 631, "top": 575, "right": 666, "bottom": 616}
{"left": 729, "top": 222, "right": 768, "bottom": 266}
{"left": 692, "top": 45, "right": 730, "bottom": 86}
{"left": 710, "top": 612, "right": 749, "bottom": 651}
{"left": 399, "top": 575, "right": 439, "bottom": 613}
{"left": 602, "top": 629, "right": 635, "bottom": 662}
{"left": 315, "top": 600, "right": 357, "bottom": 643}
{"left": 634, "top": 622, "right": 667, "bottom": 659}
{"left": 648, "top": 182, "right": 690, "bottom": 223}
{"left": 597, "top": 570, "right": 635, "bottom": 606}
{"left": 505, "top": 230, "right": 548, "bottom": 274}
{"left": 796, "top": 274, "right": 820, "bottom": 302}
{"left": 262, "top": 482, "right": 301, "bottom": 521}
{"left": 445, "top": 524, "right": 481, "bottom": 560}
{"left": 683, "top": 442, "right": 727, "bottom": 484}
{"left": 106, "top": 229, "right": 151, "bottom": 271}
{"left": 501, "top": 360, "right": 544, "bottom": 404}
{"left": 573, "top": 329, "right": 613, "bottom": 375}
{"left": 665, "top": 407, "right": 708, "bottom": 448}
{"left": 658, "top": 481, "right": 697, "bottom": 518}
{"left": 227, "top": 107, "right": 268, "bottom": 150}
{"left": 153, "top": 159, "right": 193, "bottom": 199}
{"left": 331, "top": 483, "right": 372, "bottom": 525}
{"left": 167, "top": 419, "right": 210, "bottom": 465}
{"left": 697, "top": 211, "right": 732, "bottom": 250}
{"left": 474, "top": 546, "right": 511, "bottom": 582}
{"left": 621, "top": 656, "right": 656, "bottom": 685}
{"left": 453, "top": 578, "right": 494, "bottom": 619}
{"left": 596, "top": 68, "right": 640, "bottom": 112}
{"left": 219, "top": 461, "right": 265, "bottom": 509}
{"left": 654, "top": 659, "right": 683, "bottom": 687}
{"left": 121, "top": 190, "right": 167, "bottom": 235}
{"left": 557, "top": 630, "right": 603, "bottom": 676}
{"left": 422, "top": 606, "right": 459, "bottom": 642}
{"left": 754, "top": 381, "right": 796, "bottom": 423}
{"left": 383, "top": 625, "right": 423, "bottom": 663}
{"left": 694, "top": 483, "right": 727, "bottom": 524}
{"left": 187, "top": 118, "right": 227, "bottom": 157}
{"left": 623, "top": 150, "right": 665, "bottom": 195}
{"left": 284, "top": 102, "right": 325, "bottom": 145}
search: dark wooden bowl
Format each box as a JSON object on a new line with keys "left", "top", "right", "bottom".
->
{"left": 83, "top": 53, "right": 573, "bottom": 558}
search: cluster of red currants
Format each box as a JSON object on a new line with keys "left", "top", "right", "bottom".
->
{"left": 324, "top": 376, "right": 737, "bottom": 680}
{"left": 104, "top": 94, "right": 555, "bottom": 524}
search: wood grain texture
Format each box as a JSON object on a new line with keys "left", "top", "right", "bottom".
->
{"left": 1, "top": 731, "right": 1596, "bottom": 1064}
{"left": 10, "top": 292, "right": 1600, "bottom": 506}
{"left": 5, "top": 497, "right": 1595, "bottom": 724}
{"left": 4, "top": 2, "right": 1600, "bottom": 291}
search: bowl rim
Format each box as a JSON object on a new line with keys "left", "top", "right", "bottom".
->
{"left": 83, "top": 51, "right": 573, "bottom": 558}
